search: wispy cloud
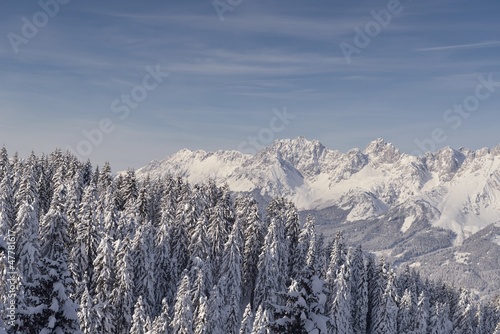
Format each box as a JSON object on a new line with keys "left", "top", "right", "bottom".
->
{"left": 416, "top": 41, "right": 500, "bottom": 52}
{"left": 1, "top": 1, "right": 500, "bottom": 170}
{"left": 105, "top": 12, "right": 358, "bottom": 40}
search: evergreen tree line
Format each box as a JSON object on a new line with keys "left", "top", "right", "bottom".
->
{"left": 0, "top": 148, "right": 499, "bottom": 333}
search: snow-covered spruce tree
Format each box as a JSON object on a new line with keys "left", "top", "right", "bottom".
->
{"left": 150, "top": 178, "right": 167, "bottom": 227}
{"left": 0, "top": 254, "right": 8, "bottom": 325}
{"left": 155, "top": 213, "right": 174, "bottom": 307}
{"left": 93, "top": 234, "right": 115, "bottom": 297}
{"left": 474, "top": 304, "right": 488, "bottom": 334}
{"left": 137, "top": 179, "right": 153, "bottom": 224}
{"left": 111, "top": 236, "right": 136, "bottom": 334}
{"left": 219, "top": 218, "right": 243, "bottom": 334}
{"left": 396, "top": 266, "right": 413, "bottom": 299}
{"left": 453, "top": 289, "right": 477, "bottom": 334}
{"left": 71, "top": 183, "right": 101, "bottom": 300}
{"left": 265, "top": 198, "right": 289, "bottom": 290}
{"left": 397, "top": 289, "right": 415, "bottom": 334}
{"left": 170, "top": 205, "right": 190, "bottom": 288}
{"left": 239, "top": 304, "right": 254, "bottom": 334}
{"left": 284, "top": 200, "right": 301, "bottom": 281}
{"left": 16, "top": 183, "right": 81, "bottom": 333}
{"left": 121, "top": 169, "right": 139, "bottom": 208}
{"left": 305, "top": 231, "right": 321, "bottom": 276}
{"left": 37, "top": 158, "right": 53, "bottom": 218}
{"left": 174, "top": 179, "right": 191, "bottom": 218}
{"left": 329, "top": 264, "right": 353, "bottom": 334}
{"left": 97, "top": 161, "right": 113, "bottom": 194}
{"left": 38, "top": 174, "right": 67, "bottom": 262}
{"left": 297, "top": 215, "right": 315, "bottom": 276}
{"left": 325, "top": 231, "right": 347, "bottom": 309}
{"left": 201, "top": 260, "right": 214, "bottom": 304}
{"left": 428, "top": 302, "right": 453, "bottom": 334}
{"left": 493, "top": 321, "right": 500, "bottom": 334}
{"left": 239, "top": 197, "right": 265, "bottom": 308}
{"left": 189, "top": 213, "right": 211, "bottom": 266}
{"left": 171, "top": 274, "right": 194, "bottom": 334}
{"left": 15, "top": 166, "right": 40, "bottom": 265}
{"left": 13, "top": 165, "right": 39, "bottom": 269}
{"left": 151, "top": 298, "right": 171, "bottom": 334}
{"left": 315, "top": 234, "right": 328, "bottom": 278}
{"left": 119, "top": 197, "right": 141, "bottom": 244}
{"left": 0, "top": 146, "right": 10, "bottom": 179}
{"left": 8, "top": 150, "right": 19, "bottom": 183}
{"left": 132, "top": 220, "right": 157, "bottom": 317}
{"left": 0, "top": 161, "right": 15, "bottom": 238}
{"left": 483, "top": 302, "right": 500, "bottom": 334}
{"left": 190, "top": 257, "right": 213, "bottom": 321}
{"left": 0, "top": 161, "right": 15, "bottom": 321}
{"left": 193, "top": 295, "right": 208, "bottom": 334}
{"left": 14, "top": 163, "right": 38, "bottom": 211}
{"left": 347, "top": 245, "right": 368, "bottom": 334}
{"left": 91, "top": 164, "right": 100, "bottom": 187}
{"left": 92, "top": 233, "right": 116, "bottom": 333}
{"left": 371, "top": 270, "right": 398, "bottom": 334}
{"left": 272, "top": 266, "right": 329, "bottom": 333}
{"left": 177, "top": 183, "right": 201, "bottom": 236}
{"left": 253, "top": 216, "right": 284, "bottom": 310}
{"left": 130, "top": 296, "right": 148, "bottom": 334}
{"left": 102, "top": 185, "right": 119, "bottom": 242}
{"left": 79, "top": 283, "right": 98, "bottom": 334}
{"left": 14, "top": 191, "right": 41, "bottom": 326}
{"left": 207, "top": 193, "right": 233, "bottom": 279}
{"left": 79, "top": 159, "right": 93, "bottom": 189}
{"left": 206, "top": 283, "right": 224, "bottom": 334}
{"left": 251, "top": 305, "right": 273, "bottom": 334}
{"left": 113, "top": 174, "right": 125, "bottom": 211}
{"left": 272, "top": 280, "right": 308, "bottom": 334}
{"left": 65, "top": 172, "right": 84, "bottom": 249}
{"left": 366, "top": 256, "right": 389, "bottom": 334}
{"left": 158, "top": 175, "right": 178, "bottom": 227}
{"left": 414, "top": 291, "right": 429, "bottom": 334}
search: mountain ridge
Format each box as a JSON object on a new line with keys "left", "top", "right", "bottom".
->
{"left": 136, "top": 136, "right": 500, "bottom": 244}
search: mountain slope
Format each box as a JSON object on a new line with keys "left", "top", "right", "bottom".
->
{"left": 137, "top": 137, "right": 500, "bottom": 244}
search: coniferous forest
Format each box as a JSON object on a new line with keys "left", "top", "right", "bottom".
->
{"left": 1, "top": 148, "right": 500, "bottom": 334}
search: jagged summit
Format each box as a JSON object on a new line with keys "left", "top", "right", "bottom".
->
{"left": 364, "top": 138, "right": 391, "bottom": 153}
{"left": 136, "top": 138, "right": 500, "bottom": 243}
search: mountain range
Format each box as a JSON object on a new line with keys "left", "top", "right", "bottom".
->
{"left": 135, "top": 137, "right": 500, "bottom": 298}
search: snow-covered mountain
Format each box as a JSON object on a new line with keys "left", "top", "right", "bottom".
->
{"left": 137, "top": 137, "right": 500, "bottom": 245}
{"left": 135, "top": 137, "right": 500, "bottom": 297}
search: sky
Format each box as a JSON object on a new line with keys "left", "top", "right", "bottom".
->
{"left": 0, "top": 0, "right": 499, "bottom": 171}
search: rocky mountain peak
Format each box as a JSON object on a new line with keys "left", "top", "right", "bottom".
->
{"left": 258, "top": 136, "right": 327, "bottom": 177}
{"left": 423, "top": 146, "right": 465, "bottom": 181}
{"left": 364, "top": 138, "right": 401, "bottom": 164}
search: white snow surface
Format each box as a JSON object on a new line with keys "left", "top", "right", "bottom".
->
{"left": 454, "top": 252, "right": 471, "bottom": 264}
{"left": 492, "top": 236, "right": 500, "bottom": 246}
{"left": 409, "top": 262, "right": 421, "bottom": 268}
{"left": 401, "top": 215, "right": 416, "bottom": 233}
{"left": 135, "top": 137, "right": 500, "bottom": 243}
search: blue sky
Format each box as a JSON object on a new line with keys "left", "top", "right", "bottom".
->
{"left": 1, "top": 0, "right": 499, "bottom": 170}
